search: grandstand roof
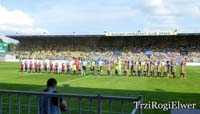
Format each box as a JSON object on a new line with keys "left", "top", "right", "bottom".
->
{"left": 7, "top": 35, "right": 105, "bottom": 38}
{"left": 6, "top": 33, "right": 200, "bottom": 41}
{"left": 0, "top": 36, "right": 19, "bottom": 44}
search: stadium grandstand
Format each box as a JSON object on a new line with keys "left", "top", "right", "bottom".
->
{"left": 6, "top": 32, "right": 200, "bottom": 63}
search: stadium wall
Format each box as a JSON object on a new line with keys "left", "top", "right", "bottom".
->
{"left": 186, "top": 62, "right": 200, "bottom": 66}
{"left": 4, "top": 54, "right": 19, "bottom": 62}
{"left": 2, "top": 57, "right": 200, "bottom": 66}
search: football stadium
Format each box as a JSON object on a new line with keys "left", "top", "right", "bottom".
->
{"left": 0, "top": 31, "right": 199, "bottom": 114}
{"left": 0, "top": 0, "right": 200, "bottom": 114}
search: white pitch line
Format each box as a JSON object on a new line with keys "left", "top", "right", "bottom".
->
{"left": 33, "top": 76, "right": 90, "bottom": 91}
{"left": 58, "top": 76, "right": 90, "bottom": 86}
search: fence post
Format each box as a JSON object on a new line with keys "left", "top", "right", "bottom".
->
{"left": 89, "top": 98, "right": 92, "bottom": 114}
{"left": 18, "top": 95, "right": 21, "bottom": 114}
{"left": 37, "top": 96, "right": 40, "bottom": 114}
{"left": 138, "top": 96, "right": 142, "bottom": 114}
{"left": 8, "top": 95, "right": 11, "bottom": 114}
{"left": 79, "top": 97, "right": 82, "bottom": 114}
{"left": 109, "top": 100, "right": 112, "bottom": 114}
{"left": 68, "top": 97, "right": 71, "bottom": 114}
{"left": 27, "top": 96, "right": 31, "bottom": 114}
{"left": 97, "top": 94, "right": 102, "bottom": 114}
{"left": 0, "top": 95, "right": 2, "bottom": 114}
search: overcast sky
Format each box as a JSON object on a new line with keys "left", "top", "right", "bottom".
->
{"left": 0, "top": 0, "right": 200, "bottom": 35}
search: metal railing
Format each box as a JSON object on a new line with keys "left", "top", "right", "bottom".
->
{"left": 0, "top": 90, "right": 142, "bottom": 114}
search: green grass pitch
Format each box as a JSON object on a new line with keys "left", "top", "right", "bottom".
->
{"left": 0, "top": 62, "right": 199, "bottom": 114}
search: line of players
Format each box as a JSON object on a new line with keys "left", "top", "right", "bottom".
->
{"left": 20, "top": 58, "right": 186, "bottom": 79}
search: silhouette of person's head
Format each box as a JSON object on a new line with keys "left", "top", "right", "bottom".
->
{"left": 47, "top": 78, "right": 57, "bottom": 89}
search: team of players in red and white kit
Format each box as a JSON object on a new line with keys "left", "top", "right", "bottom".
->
{"left": 19, "top": 58, "right": 187, "bottom": 79}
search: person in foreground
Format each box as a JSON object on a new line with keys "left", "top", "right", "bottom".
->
{"left": 39, "top": 78, "right": 67, "bottom": 114}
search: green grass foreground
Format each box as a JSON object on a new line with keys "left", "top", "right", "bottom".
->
{"left": 0, "top": 62, "right": 200, "bottom": 114}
